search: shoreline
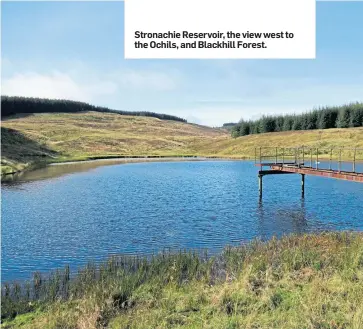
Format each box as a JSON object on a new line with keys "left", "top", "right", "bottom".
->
{"left": 1, "top": 155, "right": 251, "bottom": 178}
{"left": 2, "top": 231, "right": 363, "bottom": 328}
{"left": 49, "top": 155, "right": 250, "bottom": 166}
{"left": 1, "top": 156, "right": 250, "bottom": 183}
{"left": 2, "top": 153, "right": 362, "bottom": 179}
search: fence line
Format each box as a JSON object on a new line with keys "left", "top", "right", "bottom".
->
{"left": 255, "top": 147, "right": 363, "bottom": 174}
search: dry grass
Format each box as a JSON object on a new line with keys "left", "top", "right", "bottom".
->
{"left": 192, "top": 127, "right": 363, "bottom": 157}
{"left": 2, "top": 111, "right": 363, "bottom": 174}
{"left": 1, "top": 112, "right": 226, "bottom": 158}
{"left": 2, "top": 232, "right": 363, "bottom": 329}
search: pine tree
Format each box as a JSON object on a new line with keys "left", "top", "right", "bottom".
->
{"left": 317, "top": 109, "right": 329, "bottom": 129}
{"left": 275, "top": 116, "right": 284, "bottom": 132}
{"left": 282, "top": 116, "right": 294, "bottom": 131}
{"left": 336, "top": 107, "right": 351, "bottom": 128}
{"left": 1, "top": 96, "right": 187, "bottom": 122}
{"left": 349, "top": 107, "right": 363, "bottom": 127}
{"left": 307, "top": 110, "right": 318, "bottom": 130}
{"left": 229, "top": 102, "right": 362, "bottom": 137}
{"left": 292, "top": 116, "right": 302, "bottom": 130}
{"left": 239, "top": 121, "right": 251, "bottom": 136}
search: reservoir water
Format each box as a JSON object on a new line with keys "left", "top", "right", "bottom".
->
{"left": 2, "top": 160, "right": 363, "bottom": 282}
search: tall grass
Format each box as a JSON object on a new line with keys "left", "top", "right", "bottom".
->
{"left": 2, "top": 232, "right": 363, "bottom": 329}
{"left": 1, "top": 250, "right": 212, "bottom": 321}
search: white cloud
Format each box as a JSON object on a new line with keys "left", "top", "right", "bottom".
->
{"left": 1, "top": 71, "right": 118, "bottom": 103}
{"left": 169, "top": 107, "right": 247, "bottom": 127}
{"left": 2, "top": 59, "right": 362, "bottom": 127}
{"left": 185, "top": 115, "right": 203, "bottom": 125}
{"left": 115, "top": 69, "right": 178, "bottom": 91}
{"left": 1, "top": 61, "right": 180, "bottom": 104}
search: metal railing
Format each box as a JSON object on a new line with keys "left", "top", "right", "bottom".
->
{"left": 254, "top": 147, "right": 363, "bottom": 174}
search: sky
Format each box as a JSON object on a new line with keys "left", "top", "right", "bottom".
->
{"left": 1, "top": 1, "right": 363, "bottom": 127}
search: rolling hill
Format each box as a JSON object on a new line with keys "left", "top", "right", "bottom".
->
{"left": 1, "top": 112, "right": 227, "bottom": 174}
{"left": 2, "top": 111, "right": 363, "bottom": 175}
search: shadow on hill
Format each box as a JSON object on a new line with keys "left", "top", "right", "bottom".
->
{"left": 1, "top": 127, "right": 58, "bottom": 165}
{"left": 1, "top": 113, "right": 35, "bottom": 121}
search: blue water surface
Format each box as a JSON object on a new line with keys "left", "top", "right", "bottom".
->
{"left": 2, "top": 160, "right": 363, "bottom": 281}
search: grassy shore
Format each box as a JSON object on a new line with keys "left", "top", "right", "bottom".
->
{"left": 2, "top": 232, "right": 363, "bottom": 329}
{"left": 2, "top": 112, "right": 363, "bottom": 175}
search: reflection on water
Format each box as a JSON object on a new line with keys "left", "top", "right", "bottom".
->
{"left": 1, "top": 157, "right": 207, "bottom": 183}
{"left": 2, "top": 160, "right": 363, "bottom": 281}
{"left": 256, "top": 198, "right": 323, "bottom": 241}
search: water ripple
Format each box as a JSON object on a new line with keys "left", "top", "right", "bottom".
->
{"left": 2, "top": 160, "right": 363, "bottom": 281}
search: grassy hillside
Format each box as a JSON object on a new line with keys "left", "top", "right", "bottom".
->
{"left": 193, "top": 127, "right": 363, "bottom": 157}
{"left": 2, "top": 111, "right": 363, "bottom": 174}
{"left": 2, "top": 232, "right": 363, "bottom": 329}
{"left": 0, "top": 112, "right": 227, "bottom": 174}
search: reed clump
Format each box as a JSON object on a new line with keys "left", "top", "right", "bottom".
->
{"left": 2, "top": 232, "right": 363, "bottom": 329}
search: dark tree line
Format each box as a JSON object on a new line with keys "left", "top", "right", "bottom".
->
{"left": 231, "top": 102, "right": 363, "bottom": 137}
{"left": 222, "top": 122, "right": 237, "bottom": 130}
{"left": 1, "top": 96, "right": 187, "bottom": 123}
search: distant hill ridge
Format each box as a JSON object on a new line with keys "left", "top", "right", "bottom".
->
{"left": 222, "top": 122, "right": 237, "bottom": 130}
{"left": 1, "top": 96, "right": 187, "bottom": 123}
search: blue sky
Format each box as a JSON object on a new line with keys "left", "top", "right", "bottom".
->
{"left": 1, "top": 1, "right": 363, "bottom": 126}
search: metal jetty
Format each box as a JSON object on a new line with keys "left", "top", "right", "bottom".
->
{"left": 255, "top": 147, "right": 363, "bottom": 199}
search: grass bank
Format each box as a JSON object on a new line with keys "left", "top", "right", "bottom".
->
{"left": 2, "top": 232, "right": 363, "bottom": 329}
{"left": 0, "top": 112, "right": 227, "bottom": 175}
{"left": 2, "top": 112, "right": 363, "bottom": 175}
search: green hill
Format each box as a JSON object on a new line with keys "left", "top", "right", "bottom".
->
{"left": 1, "top": 112, "right": 227, "bottom": 174}
{"left": 2, "top": 111, "right": 363, "bottom": 175}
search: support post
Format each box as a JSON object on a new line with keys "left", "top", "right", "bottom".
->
{"left": 301, "top": 174, "right": 305, "bottom": 198}
{"left": 302, "top": 146, "right": 304, "bottom": 167}
{"left": 339, "top": 148, "right": 342, "bottom": 172}
{"left": 259, "top": 147, "right": 262, "bottom": 170}
{"left": 353, "top": 148, "right": 356, "bottom": 173}
{"left": 258, "top": 174, "right": 263, "bottom": 199}
{"left": 282, "top": 148, "right": 285, "bottom": 165}
{"left": 294, "top": 148, "right": 297, "bottom": 165}
{"left": 316, "top": 148, "right": 319, "bottom": 169}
